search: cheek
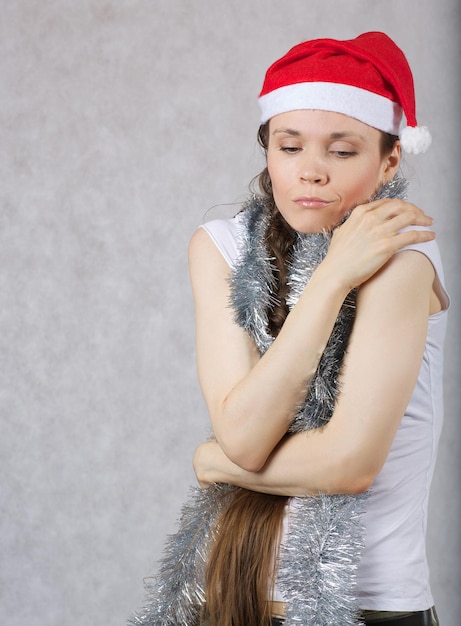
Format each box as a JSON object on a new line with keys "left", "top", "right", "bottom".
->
{"left": 267, "top": 161, "right": 293, "bottom": 197}
{"left": 266, "top": 170, "right": 284, "bottom": 201}
{"left": 343, "top": 166, "right": 382, "bottom": 202}
{"left": 267, "top": 158, "right": 280, "bottom": 184}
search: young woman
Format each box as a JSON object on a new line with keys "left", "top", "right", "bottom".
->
{"left": 130, "top": 32, "right": 449, "bottom": 626}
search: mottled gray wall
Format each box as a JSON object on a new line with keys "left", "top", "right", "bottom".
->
{"left": 1, "top": 1, "right": 459, "bottom": 625}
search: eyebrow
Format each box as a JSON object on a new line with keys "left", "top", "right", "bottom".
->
{"left": 330, "top": 131, "right": 366, "bottom": 141}
{"left": 272, "top": 128, "right": 302, "bottom": 137}
{"left": 272, "top": 128, "right": 366, "bottom": 141}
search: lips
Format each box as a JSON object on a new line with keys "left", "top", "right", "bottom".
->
{"left": 294, "top": 196, "right": 331, "bottom": 208}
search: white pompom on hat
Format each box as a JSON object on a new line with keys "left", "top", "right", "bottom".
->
{"left": 258, "top": 32, "right": 431, "bottom": 154}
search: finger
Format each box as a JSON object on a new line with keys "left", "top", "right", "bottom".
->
{"left": 393, "top": 228, "right": 436, "bottom": 249}
{"left": 385, "top": 210, "right": 434, "bottom": 232}
{"left": 359, "top": 199, "right": 433, "bottom": 225}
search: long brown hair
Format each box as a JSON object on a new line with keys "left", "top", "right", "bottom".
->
{"left": 202, "top": 122, "right": 398, "bottom": 626}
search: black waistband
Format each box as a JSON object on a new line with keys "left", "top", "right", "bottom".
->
{"left": 363, "top": 608, "right": 434, "bottom": 625}
{"left": 271, "top": 608, "right": 434, "bottom": 626}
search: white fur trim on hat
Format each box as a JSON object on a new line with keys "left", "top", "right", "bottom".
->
{"left": 258, "top": 82, "right": 403, "bottom": 135}
{"left": 399, "top": 125, "right": 432, "bottom": 154}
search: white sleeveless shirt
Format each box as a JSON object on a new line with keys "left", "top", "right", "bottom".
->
{"left": 199, "top": 214, "right": 450, "bottom": 611}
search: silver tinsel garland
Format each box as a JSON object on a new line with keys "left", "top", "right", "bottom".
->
{"left": 129, "top": 175, "right": 408, "bottom": 626}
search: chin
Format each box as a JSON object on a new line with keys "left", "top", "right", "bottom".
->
{"left": 295, "top": 226, "right": 324, "bottom": 235}
{"left": 289, "top": 219, "right": 334, "bottom": 234}
{"left": 280, "top": 209, "right": 344, "bottom": 235}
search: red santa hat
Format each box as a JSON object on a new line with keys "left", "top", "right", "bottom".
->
{"left": 258, "top": 32, "right": 431, "bottom": 154}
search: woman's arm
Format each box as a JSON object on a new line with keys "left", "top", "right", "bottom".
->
{"left": 189, "top": 199, "right": 434, "bottom": 472}
{"left": 193, "top": 247, "right": 437, "bottom": 495}
{"left": 189, "top": 226, "right": 349, "bottom": 472}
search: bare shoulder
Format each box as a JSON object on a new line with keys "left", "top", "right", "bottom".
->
{"left": 357, "top": 247, "right": 436, "bottom": 319}
{"left": 362, "top": 247, "right": 434, "bottom": 294}
{"left": 188, "top": 226, "right": 219, "bottom": 265}
{"left": 188, "top": 226, "right": 231, "bottom": 291}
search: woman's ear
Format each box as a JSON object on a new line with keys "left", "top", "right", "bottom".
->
{"left": 383, "top": 141, "right": 401, "bottom": 182}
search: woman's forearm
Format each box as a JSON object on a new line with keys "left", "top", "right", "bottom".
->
{"left": 193, "top": 430, "right": 368, "bottom": 498}
{"left": 216, "top": 263, "right": 350, "bottom": 471}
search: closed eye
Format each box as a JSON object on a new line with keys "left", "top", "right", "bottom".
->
{"left": 280, "top": 146, "right": 301, "bottom": 153}
{"left": 332, "top": 150, "right": 357, "bottom": 158}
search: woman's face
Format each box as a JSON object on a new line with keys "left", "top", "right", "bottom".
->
{"left": 267, "top": 110, "right": 400, "bottom": 233}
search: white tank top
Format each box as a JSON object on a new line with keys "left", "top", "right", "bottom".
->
{"left": 199, "top": 214, "right": 450, "bottom": 611}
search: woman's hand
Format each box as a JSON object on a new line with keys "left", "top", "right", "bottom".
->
{"left": 324, "top": 199, "right": 435, "bottom": 290}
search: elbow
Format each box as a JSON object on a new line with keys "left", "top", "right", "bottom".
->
{"left": 237, "top": 456, "right": 268, "bottom": 473}
{"left": 213, "top": 405, "right": 273, "bottom": 473}
{"left": 326, "top": 470, "right": 375, "bottom": 495}
{"left": 327, "top": 448, "right": 378, "bottom": 495}
{"left": 339, "top": 472, "right": 375, "bottom": 495}
{"left": 220, "top": 440, "right": 269, "bottom": 473}
{"left": 232, "top": 458, "right": 266, "bottom": 473}
{"left": 216, "top": 423, "right": 271, "bottom": 472}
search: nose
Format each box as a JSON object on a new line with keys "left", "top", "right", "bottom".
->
{"left": 299, "top": 153, "right": 328, "bottom": 184}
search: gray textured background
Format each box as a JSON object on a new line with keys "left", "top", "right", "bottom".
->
{"left": 1, "top": 1, "right": 459, "bottom": 625}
